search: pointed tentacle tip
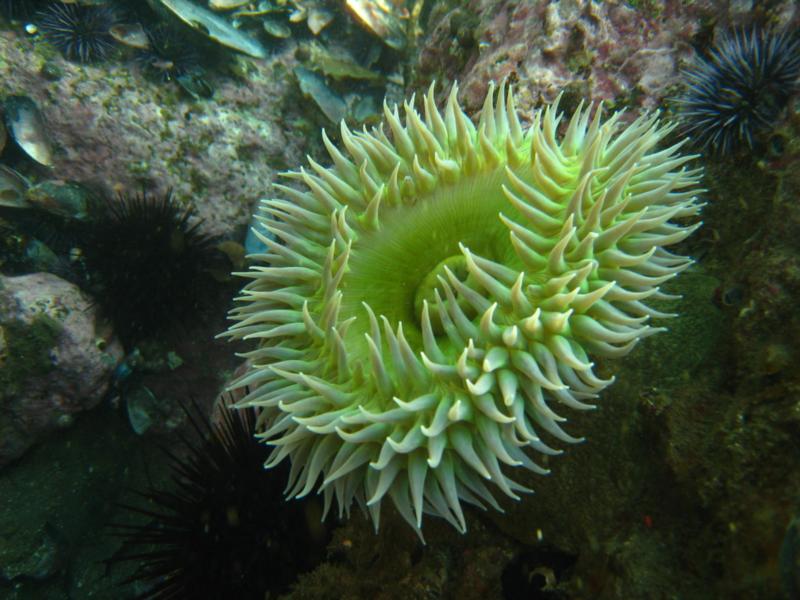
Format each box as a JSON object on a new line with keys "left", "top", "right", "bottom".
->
{"left": 223, "top": 80, "right": 703, "bottom": 535}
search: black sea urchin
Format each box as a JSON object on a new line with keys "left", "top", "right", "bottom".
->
{"left": 1, "top": 0, "right": 45, "bottom": 21}
{"left": 135, "top": 24, "right": 199, "bottom": 83}
{"left": 678, "top": 28, "right": 800, "bottom": 154}
{"left": 80, "top": 190, "right": 217, "bottom": 345}
{"left": 106, "top": 402, "right": 326, "bottom": 599}
{"left": 37, "top": 1, "right": 118, "bottom": 63}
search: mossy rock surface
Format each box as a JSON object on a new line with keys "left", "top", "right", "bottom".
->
{"left": 0, "top": 314, "right": 62, "bottom": 401}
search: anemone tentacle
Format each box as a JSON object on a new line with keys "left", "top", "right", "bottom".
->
{"left": 223, "top": 81, "right": 702, "bottom": 535}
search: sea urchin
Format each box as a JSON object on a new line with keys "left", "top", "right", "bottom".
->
{"left": 678, "top": 27, "right": 800, "bottom": 154}
{"left": 135, "top": 24, "right": 200, "bottom": 84}
{"left": 224, "top": 82, "right": 703, "bottom": 535}
{"left": 80, "top": 190, "right": 217, "bottom": 345}
{"left": 37, "top": 1, "right": 118, "bottom": 63}
{"left": 107, "top": 402, "right": 324, "bottom": 598}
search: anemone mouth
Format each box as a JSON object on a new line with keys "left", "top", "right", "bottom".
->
{"left": 342, "top": 167, "right": 517, "bottom": 342}
{"left": 224, "top": 81, "right": 703, "bottom": 536}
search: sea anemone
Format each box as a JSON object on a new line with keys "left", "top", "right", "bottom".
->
{"left": 80, "top": 190, "right": 217, "bottom": 345}
{"left": 37, "top": 1, "right": 118, "bottom": 63}
{"left": 677, "top": 27, "right": 800, "bottom": 154}
{"left": 106, "top": 401, "right": 325, "bottom": 598}
{"left": 223, "top": 81, "right": 703, "bottom": 535}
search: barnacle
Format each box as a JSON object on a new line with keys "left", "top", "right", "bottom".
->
{"left": 223, "top": 82, "right": 702, "bottom": 535}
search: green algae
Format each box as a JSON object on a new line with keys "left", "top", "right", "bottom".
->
{"left": 0, "top": 314, "right": 62, "bottom": 400}
{"left": 637, "top": 266, "right": 725, "bottom": 382}
{"left": 624, "top": 0, "right": 665, "bottom": 18}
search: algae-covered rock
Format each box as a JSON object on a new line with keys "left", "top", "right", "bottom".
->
{"left": 0, "top": 273, "right": 123, "bottom": 467}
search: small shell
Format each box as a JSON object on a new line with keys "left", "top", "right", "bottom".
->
{"left": 345, "top": 0, "right": 407, "bottom": 50}
{"left": 217, "top": 240, "right": 246, "bottom": 269}
{"left": 157, "top": 0, "right": 267, "bottom": 58}
{"left": 209, "top": 0, "right": 250, "bottom": 10}
{"left": 24, "top": 239, "right": 60, "bottom": 273}
{"left": 25, "top": 181, "right": 96, "bottom": 220}
{"left": 306, "top": 41, "right": 380, "bottom": 81}
{"left": 176, "top": 71, "right": 215, "bottom": 99}
{"left": 307, "top": 6, "right": 333, "bottom": 35}
{"left": 288, "top": 6, "right": 306, "bottom": 23}
{"left": 4, "top": 96, "right": 54, "bottom": 167}
{"left": 209, "top": 240, "right": 246, "bottom": 281}
{"left": 295, "top": 67, "right": 347, "bottom": 124}
{"left": 0, "top": 165, "right": 32, "bottom": 208}
{"left": 231, "top": 0, "right": 283, "bottom": 19}
{"left": 263, "top": 16, "right": 291, "bottom": 38}
{"left": 109, "top": 23, "right": 150, "bottom": 49}
{"left": 125, "top": 385, "right": 158, "bottom": 435}
{"left": 351, "top": 94, "right": 380, "bottom": 123}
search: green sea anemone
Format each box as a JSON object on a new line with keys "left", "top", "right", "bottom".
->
{"left": 223, "top": 82, "right": 702, "bottom": 535}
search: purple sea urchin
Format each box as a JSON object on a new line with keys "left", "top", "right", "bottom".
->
{"left": 223, "top": 82, "right": 703, "bottom": 535}
{"left": 80, "top": 190, "right": 217, "bottom": 345}
{"left": 135, "top": 24, "right": 199, "bottom": 84}
{"left": 107, "top": 402, "right": 325, "bottom": 598}
{"left": 678, "top": 28, "right": 800, "bottom": 154}
{"left": 37, "top": 1, "right": 118, "bottom": 63}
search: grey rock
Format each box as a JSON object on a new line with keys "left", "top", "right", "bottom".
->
{"left": 0, "top": 273, "right": 123, "bottom": 468}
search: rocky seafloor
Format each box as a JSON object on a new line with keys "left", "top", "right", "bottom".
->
{"left": 1, "top": 0, "right": 799, "bottom": 598}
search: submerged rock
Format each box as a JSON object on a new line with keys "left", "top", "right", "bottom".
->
{"left": 0, "top": 273, "right": 123, "bottom": 468}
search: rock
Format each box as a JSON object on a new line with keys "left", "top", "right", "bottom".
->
{"left": 0, "top": 29, "right": 305, "bottom": 239}
{"left": 0, "top": 272, "right": 123, "bottom": 467}
{"left": 416, "top": 0, "right": 799, "bottom": 114}
{"left": 0, "top": 523, "right": 64, "bottom": 582}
